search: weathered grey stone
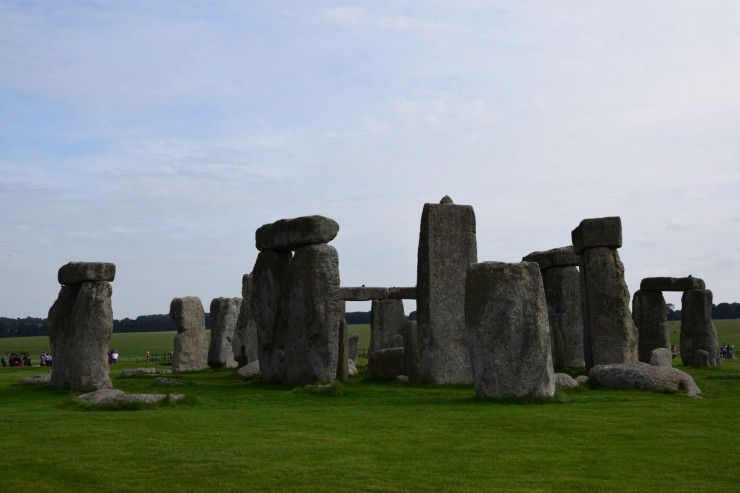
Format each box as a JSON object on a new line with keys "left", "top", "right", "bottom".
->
{"left": 336, "top": 301, "right": 349, "bottom": 383}
{"left": 571, "top": 217, "right": 622, "bottom": 255}
{"left": 233, "top": 274, "right": 259, "bottom": 368}
{"left": 680, "top": 289, "right": 720, "bottom": 367}
{"left": 417, "top": 199, "right": 476, "bottom": 384}
{"left": 255, "top": 215, "right": 339, "bottom": 252}
{"left": 48, "top": 280, "right": 113, "bottom": 392}
{"left": 208, "top": 297, "right": 241, "bottom": 369}
{"left": 649, "top": 348, "right": 673, "bottom": 367}
{"left": 396, "top": 375, "right": 409, "bottom": 384}
{"left": 236, "top": 360, "right": 261, "bottom": 380}
{"left": 588, "top": 362, "right": 701, "bottom": 397}
{"left": 440, "top": 195, "right": 454, "bottom": 204}
{"left": 348, "top": 359, "right": 357, "bottom": 376}
{"left": 391, "top": 334, "right": 404, "bottom": 348}
{"left": 579, "top": 247, "right": 638, "bottom": 369}
{"left": 58, "top": 262, "right": 116, "bottom": 285}
{"left": 640, "top": 276, "right": 706, "bottom": 292}
{"left": 338, "top": 286, "right": 417, "bottom": 301}
{"left": 523, "top": 246, "right": 579, "bottom": 271}
{"left": 251, "top": 250, "right": 292, "bottom": 383}
{"left": 170, "top": 297, "right": 208, "bottom": 372}
{"left": 368, "top": 347, "right": 406, "bottom": 381}
{"left": 401, "top": 321, "right": 421, "bottom": 384}
{"left": 465, "top": 261, "right": 555, "bottom": 399}
{"left": 152, "top": 377, "right": 185, "bottom": 387}
{"left": 76, "top": 388, "right": 124, "bottom": 404}
{"left": 554, "top": 373, "right": 579, "bottom": 390}
{"left": 370, "top": 299, "right": 406, "bottom": 353}
{"left": 348, "top": 334, "right": 360, "bottom": 363}
{"left": 696, "top": 350, "right": 710, "bottom": 367}
{"left": 282, "top": 243, "right": 340, "bottom": 385}
{"left": 575, "top": 375, "right": 589, "bottom": 386}
{"left": 18, "top": 372, "right": 52, "bottom": 384}
{"left": 120, "top": 368, "right": 157, "bottom": 378}
{"left": 77, "top": 389, "right": 186, "bottom": 404}
{"left": 544, "top": 266, "right": 584, "bottom": 369}
{"left": 633, "top": 290, "right": 670, "bottom": 363}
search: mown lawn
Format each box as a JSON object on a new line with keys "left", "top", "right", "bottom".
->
{"left": 1, "top": 325, "right": 739, "bottom": 492}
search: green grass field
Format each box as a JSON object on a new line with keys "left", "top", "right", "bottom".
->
{"left": 1, "top": 322, "right": 739, "bottom": 491}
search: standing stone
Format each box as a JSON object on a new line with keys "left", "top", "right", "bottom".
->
{"left": 251, "top": 250, "right": 292, "bottom": 383}
{"left": 369, "top": 299, "right": 406, "bottom": 353}
{"left": 402, "top": 321, "right": 421, "bottom": 384}
{"left": 465, "top": 262, "right": 555, "bottom": 399}
{"left": 417, "top": 196, "right": 477, "bottom": 384}
{"left": 573, "top": 217, "right": 638, "bottom": 369}
{"left": 282, "top": 243, "right": 341, "bottom": 385}
{"left": 544, "top": 266, "right": 584, "bottom": 368}
{"left": 170, "top": 297, "right": 208, "bottom": 372}
{"left": 368, "top": 347, "right": 406, "bottom": 381}
{"left": 348, "top": 334, "right": 360, "bottom": 362}
{"left": 680, "top": 289, "right": 720, "bottom": 367}
{"left": 208, "top": 297, "right": 241, "bottom": 369}
{"left": 49, "top": 269, "right": 114, "bottom": 392}
{"left": 632, "top": 290, "right": 670, "bottom": 363}
{"left": 336, "top": 301, "right": 349, "bottom": 383}
{"left": 233, "top": 274, "right": 259, "bottom": 368}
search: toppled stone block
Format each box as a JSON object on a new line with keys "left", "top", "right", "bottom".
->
{"left": 554, "top": 373, "right": 579, "bottom": 390}
{"left": 19, "top": 372, "right": 52, "bottom": 384}
{"left": 58, "top": 262, "right": 116, "bottom": 285}
{"left": 368, "top": 347, "right": 406, "bottom": 381}
{"left": 76, "top": 389, "right": 186, "bottom": 404}
{"left": 588, "top": 362, "right": 701, "bottom": 397}
{"left": 255, "top": 215, "right": 339, "bottom": 252}
{"left": 119, "top": 368, "right": 172, "bottom": 378}
{"left": 640, "top": 277, "right": 706, "bottom": 292}
{"left": 522, "top": 246, "right": 579, "bottom": 270}
{"left": 152, "top": 377, "right": 185, "bottom": 387}
{"left": 649, "top": 348, "right": 672, "bottom": 368}
{"left": 236, "top": 360, "right": 261, "bottom": 380}
{"left": 571, "top": 217, "right": 622, "bottom": 255}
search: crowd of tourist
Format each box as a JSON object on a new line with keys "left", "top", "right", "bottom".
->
{"left": 108, "top": 349, "right": 119, "bottom": 364}
{"left": 721, "top": 343, "right": 735, "bottom": 359}
{"left": 1, "top": 353, "right": 33, "bottom": 367}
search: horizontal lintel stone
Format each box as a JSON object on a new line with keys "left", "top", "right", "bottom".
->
{"left": 522, "top": 246, "right": 579, "bottom": 270}
{"left": 255, "top": 215, "right": 339, "bottom": 252}
{"left": 338, "top": 287, "right": 416, "bottom": 301}
{"left": 571, "top": 216, "right": 622, "bottom": 255}
{"left": 58, "top": 262, "right": 116, "bottom": 285}
{"left": 640, "top": 277, "right": 706, "bottom": 292}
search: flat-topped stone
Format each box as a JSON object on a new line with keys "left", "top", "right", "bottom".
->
{"left": 522, "top": 246, "right": 579, "bottom": 270}
{"left": 255, "top": 215, "right": 339, "bottom": 252}
{"left": 338, "top": 287, "right": 417, "bottom": 300}
{"left": 58, "top": 262, "right": 116, "bottom": 285}
{"left": 571, "top": 217, "right": 622, "bottom": 255}
{"left": 640, "top": 277, "right": 706, "bottom": 291}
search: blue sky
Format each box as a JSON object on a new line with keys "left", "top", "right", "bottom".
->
{"left": 2, "top": 1, "right": 739, "bottom": 319}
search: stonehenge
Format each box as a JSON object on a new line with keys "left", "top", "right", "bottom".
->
{"left": 170, "top": 297, "right": 209, "bottom": 372}
{"left": 48, "top": 262, "right": 115, "bottom": 392}
{"left": 369, "top": 299, "right": 405, "bottom": 353}
{"left": 233, "top": 274, "right": 259, "bottom": 368}
{"left": 208, "top": 297, "right": 241, "bottom": 369}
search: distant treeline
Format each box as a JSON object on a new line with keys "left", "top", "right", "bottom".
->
{"left": 5, "top": 303, "right": 737, "bottom": 338}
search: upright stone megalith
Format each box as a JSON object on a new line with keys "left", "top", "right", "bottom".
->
{"left": 370, "top": 299, "right": 406, "bottom": 353}
{"left": 417, "top": 196, "right": 477, "bottom": 384}
{"left": 208, "top": 297, "right": 241, "bottom": 369}
{"left": 680, "top": 288, "right": 720, "bottom": 367}
{"left": 465, "top": 262, "right": 555, "bottom": 399}
{"left": 170, "top": 297, "right": 208, "bottom": 372}
{"left": 572, "top": 217, "right": 638, "bottom": 369}
{"left": 48, "top": 262, "right": 115, "bottom": 392}
{"left": 233, "top": 274, "right": 259, "bottom": 368}
{"left": 632, "top": 289, "right": 670, "bottom": 363}
{"left": 523, "top": 246, "right": 584, "bottom": 369}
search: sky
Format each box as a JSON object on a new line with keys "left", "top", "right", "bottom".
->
{"left": 1, "top": 1, "right": 739, "bottom": 319}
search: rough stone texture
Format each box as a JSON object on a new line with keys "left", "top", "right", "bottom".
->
{"left": 465, "top": 262, "right": 555, "bottom": 399}
{"left": 640, "top": 276, "right": 706, "bottom": 292}
{"left": 48, "top": 281, "right": 113, "bottom": 392}
{"left": 233, "top": 274, "right": 259, "bottom": 368}
{"left": 680, "top": 289, "right": 720, "bottom": 367}
{"left": 348, "top": 334, "right": 360, "bottom": 363}
{"left": 338, "top": 287, "right": 417, "bottom": 301}
{"left": 120, "top": 368, "right": 172, "bottom": 378}
{"left": 544, "top": 266, "right": 584, "bottom": 369}
{"left": 632, "top": 290, "right": 670, "bottom": 363}
{"left": 417, "top": 198, "right": 477, "bottom": 384}
{"left": 696, "top": 350, "right": 710, "bottom": 367}
{"left": 336, "top": 301, "right": 349, "bottom": 383}
{"left": 369, "top": 299, "right": 406, "bottom": 353}
{"left": 236, "top": 360, "right": 261, "bottom": 380}
{"left": 579, "top": 247, "right": 639, "bottom": 369}
{"left": 575, "top": 375, "right": 589, "bottom": 386}
{"left": 170, "top": 297, "right": 208, "bottom": 372}
{"left": 348, "top": 359, "right": 357, "bottom": 376}
{"left": 402, "top": 321, "right": 421, "bottom": 384}
{"left": 58, "top": 262, "right": 116, "bottom": 285}
{"left": 255, "top": 215, "right": 339, "bottom": 252}
{"left": 152, "top": 377, "right": 185, "bottom": 387}
{"left": 649, "top": 348, "right": 673, "bottom": 368}
{"left": 208, "top": 297, "right": 241, "bottom": 369}
{"left": 368, "top": 347, "right": 406, "bottom": 381}
{"left": 77, "top": 389, "right": 186, "bottom": 404}
{"left": 19, "top": 372, "right": 52, "bottom": 384}
{"left": 282, "top": 243, "right": 340, "bottom": 385}
{"left": 554, "top": 373, "right": 579, "bottom": 390}
{"left": 588, "top": 362, "right": 701, "bottom": 397}
{"left": 251, "top": 250, "right": 292, "bottom": 383}
{"left": 571, "top": 216, "right": 622, "bottom": 255}
{"left": 522, "top": 246, "right": 580, "bottom": 271}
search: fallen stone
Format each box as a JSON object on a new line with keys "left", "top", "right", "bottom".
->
{"left": 236, "top": 360, "right": 261, "bottom": 380}
{"left": 18, "top": 372, "right": 52, "bottom": 384}
{"left": 120, "top": 368, "right": 171, "bottom": 378}
{"left": 396, "top": 375, "right": 409, "bottom": 384}
{"left": 649, "top": 348, "right": 673, "bottom": 368}
{"left": 588, "top": 362, "right": 701, "bottom": 397}
{"left": 76, "top": 388, "right": 124, "bottom": 404}
{"left": 571, "top": 216, "right": 622, "bottom": 255}
{"left": 368, "top": 347, "right": 406, "bottom": 381}
{"left": 58, "top": 262, "right": 116, "bottom": 285}
{"left": 640, "top": 276, "right": 706, "bottom": 292}
{"left": 255, "top": 215, "right": 339, "bottom": 252}
{"left": 77, "top": 389, "right": 187, "bottom": 404}
{"left": 522, "top": 246, "right": 579, "bottom": 271}
{"left": 575, "top": 375, "right": 589, "bottom": 385}
{"left": 554, "top": 373, "right": 579, "bottom": 390}
{"left": 152, "top": 377, "right": 185, "bottom": 387}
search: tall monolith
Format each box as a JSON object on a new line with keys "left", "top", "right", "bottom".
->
{"left": 208, "top": 297, "right": 241, "bottom": 369}
{"left": 170, "top": 296, "right": 208, "bottom": 372}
